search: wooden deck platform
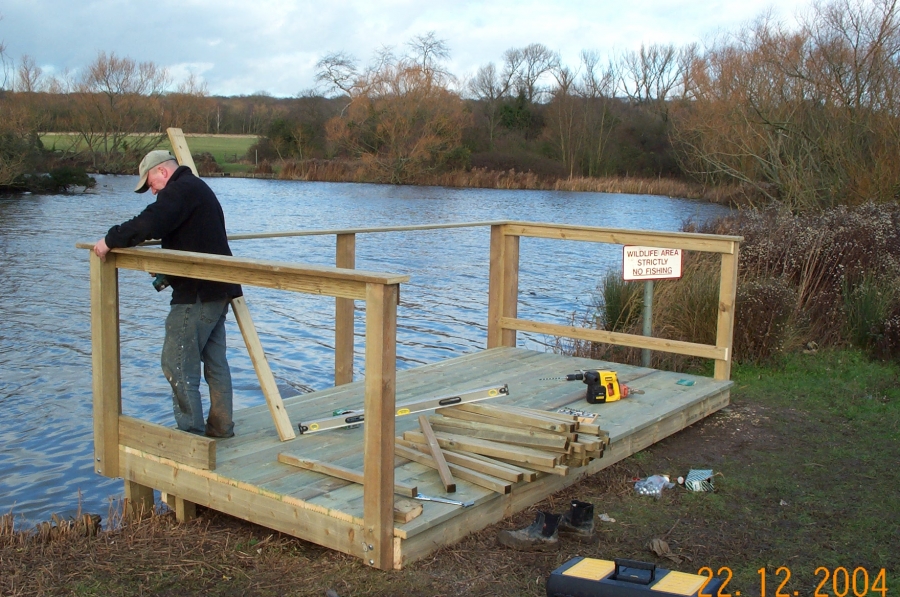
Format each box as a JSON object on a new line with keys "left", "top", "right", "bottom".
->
{"left": 120, "top": 347, "right": 731, "bottom": 569}
{"left": 87, "top": 128, "right": 741, "bottom": 571}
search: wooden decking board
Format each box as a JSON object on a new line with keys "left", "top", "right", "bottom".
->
{"left": 122, "top": 348, "right": 731, "bottom": 567}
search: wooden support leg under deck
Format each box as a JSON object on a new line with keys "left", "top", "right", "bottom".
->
{"left": 124, "top": 480, "right": 154, "bottom": 520}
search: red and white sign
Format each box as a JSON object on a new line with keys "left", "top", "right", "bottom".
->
{"left": 623, "top": 246, "right": 683, "bottom": 281}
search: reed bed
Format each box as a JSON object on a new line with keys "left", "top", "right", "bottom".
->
{"left": 274, "top": 159, "right": 752, "bottom": 203}
{"left": 559, "top": 202, "right": 900, "bottom": 367}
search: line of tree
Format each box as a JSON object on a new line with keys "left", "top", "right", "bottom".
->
{"left": 2, "top": 0, "right": 899, "bottom": 210}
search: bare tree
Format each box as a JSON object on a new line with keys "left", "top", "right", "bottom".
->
{"left": 468, "top": 62, "right": 513, "bottom": 148}
{"left": 503, "top": 43, "right": 560, "bottom": 103}
{"left": 405, "top": 31, "right": 453, "bottom": 86}
{"left": 545, "top": 65, "right": 581, "bottom": 177}
{"left": 70, "top": 51, "right": 170, "bottom": 170}
{"left": 315, "top": 51, "right": 359, "bottom": 97}
{"left": 620, "top": 44, "right": 684, "bottom": 127}
{"left": 578, "top": 50, "right": 619, "bottom": 176}
{"left": 15, "top": 54, "right": 43, "bottom": 92}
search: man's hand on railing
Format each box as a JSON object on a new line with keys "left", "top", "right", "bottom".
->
{"left": 93, "top": 238, "right": 111, "bottom": 262}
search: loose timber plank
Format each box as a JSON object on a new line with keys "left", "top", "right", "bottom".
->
{"left": 427, "top": 415, "right": 570, "bottom": 450}
{"left": 441, "top": 403, "right": 573, "bottom": 433}
{"left": 398, "top": 387, "right": 732, "bottom": 556}
{"left": 396, "top": 438, "right": 523, "bottom": 483}
{"left": 417, "top": 415, "right": 456, "bottom": 493}
{"left": 403, "top": 431, "right": 559, "bottom": 468}
{"left": 394, "top": 442, "right": 511, "bottom": 494}
{"left": 276, "top": 452, "right": 417, "bottom": 497}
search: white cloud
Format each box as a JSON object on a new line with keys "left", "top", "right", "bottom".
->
{"left": 1, "top": 0, "right": 816, "bottom": 97}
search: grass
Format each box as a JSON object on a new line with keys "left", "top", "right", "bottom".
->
{"left": 39, "top": 134, "right": 259, "bottom": 165}
{"left": 2, "top": 347, "right": 896, "bottom": 596}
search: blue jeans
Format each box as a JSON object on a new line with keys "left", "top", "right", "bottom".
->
{"left": 161, "top": 298, "right": 235, "bottom": 437}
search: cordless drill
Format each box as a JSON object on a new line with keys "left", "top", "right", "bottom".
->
{"left": 564, "top": 370, "right": 625, "bottom": 404}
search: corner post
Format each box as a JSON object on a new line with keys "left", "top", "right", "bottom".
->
{"left": 487, "top": 224, "right": 519, "bottom": 348}
{"left": 335, "top": 233, "right": 356, "bottom": 385}
{"left": 715, "top": 241, "right": 740, "bottom": 380}
{"left": 362, "top": 282, "right": 398, "bottom": 570}
{"left": 90, "top": 251, "right": 121, "bottom": 478}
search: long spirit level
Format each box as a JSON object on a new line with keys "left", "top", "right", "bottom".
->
{"left": 297, "top": 384, "right": 509, "bottom": 434}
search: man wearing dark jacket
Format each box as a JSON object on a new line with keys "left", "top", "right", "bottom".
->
{"left": 93, "top": 150, "right": 242, "bottom": 438}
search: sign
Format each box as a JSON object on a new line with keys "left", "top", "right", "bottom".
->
{"left": 623, "top": 245, "right": 683, "bottom": 281}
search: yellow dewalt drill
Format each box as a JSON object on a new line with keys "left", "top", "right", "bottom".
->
{"left": 560, "top": 370, "right": 626, "bottom": 404}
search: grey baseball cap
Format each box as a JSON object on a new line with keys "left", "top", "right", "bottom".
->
{"left": 135, "top": 150, "right": 177, "bottom": 193}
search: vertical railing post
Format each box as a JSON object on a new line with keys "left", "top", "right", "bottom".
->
{"left": 487, "top": 224, "right": 520, "bottom": 348}
{"left": 90, "top": 252, "right": 121, "bottom": 478}
{"left": 362, "top": 282, "right": 398, "bottom": 570}
{"left": 714, "top": 242, "right": 740, "bottom": 381}
{"left": 335, "top": 233, "right": 356, "bottom": 385}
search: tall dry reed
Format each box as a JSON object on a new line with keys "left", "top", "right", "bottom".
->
{"left": 563, "top": 202, "right": 900, "bottom": 367}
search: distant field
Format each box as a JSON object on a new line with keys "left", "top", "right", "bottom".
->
{"left": 40, "top": 133, "right": 259, "bottom": 163}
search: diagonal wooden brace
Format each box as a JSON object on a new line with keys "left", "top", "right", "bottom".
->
{"left": 231, "top": 296, "right": 295, "bottom": 440}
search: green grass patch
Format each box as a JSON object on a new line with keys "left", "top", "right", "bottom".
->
{"left": 598, "top": 348, "right": 900, "bottom": 594}
{"left": 39, "top": 134, "right": 259, "bottom": 165}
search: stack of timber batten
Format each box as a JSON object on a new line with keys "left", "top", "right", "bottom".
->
{"left": 396, "top": 402, "right": 609, "bottom": 493}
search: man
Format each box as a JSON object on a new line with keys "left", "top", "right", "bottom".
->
{"left": 93, "top": 150, "right": 242, "bottom": 438}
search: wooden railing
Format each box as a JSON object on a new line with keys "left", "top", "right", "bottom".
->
{"left": 80, "top": 244, "right": 408, "bottom": 569}
{"left": 487, "top": 222, "right": 740, "bottom": 380}
{"left": 225, "top": 221, "right": 741, "bottom": 383}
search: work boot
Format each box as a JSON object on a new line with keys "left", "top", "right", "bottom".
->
{"left": 497, "top": 511, "right": 561, "bottom": 551}
{"left": 558, "top": 499, "right": 595, "bottom": 542}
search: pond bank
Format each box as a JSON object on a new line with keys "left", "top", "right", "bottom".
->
{"left": 3, "top": 348, "right": 896, "bottom": 596}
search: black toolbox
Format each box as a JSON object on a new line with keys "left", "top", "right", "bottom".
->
{"left": 546, "top": 558, "right": 724, "bottom": 597}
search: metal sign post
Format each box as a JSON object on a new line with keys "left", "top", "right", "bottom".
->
{"left": 622, "top": 246, "right": 684, "bottom": 368}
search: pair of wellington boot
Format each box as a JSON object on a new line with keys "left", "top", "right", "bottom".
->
{"left": 497, "top": 500, "right": 595, "bottom": 551}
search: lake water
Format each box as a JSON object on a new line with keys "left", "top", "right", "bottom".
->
{"left": 0, "top": 175, "right": 730, "bottom": 527}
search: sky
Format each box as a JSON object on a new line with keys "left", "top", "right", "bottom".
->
{"left": 1, "top": 0, "right": 814, "bottom": 98}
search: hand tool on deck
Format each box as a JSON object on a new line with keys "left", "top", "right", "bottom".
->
{"left": 414, "top": 493, "right": 474, "bottom": 507}
{"left": 541, "top": 370, "right": 642, "bottom": 404}
{"left": 297, "top": 384, "right": 509, "bottom": 434}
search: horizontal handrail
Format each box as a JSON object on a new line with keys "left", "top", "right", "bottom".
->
{"left": 501, "top": 222, "right": 741, "bottom": 254}
{"left": 76, "top": 245, "right": 409, "bottom": 300}
{"left": 106, "top": 220, "right": 741, "bottom": 251}
{"left": 501, "top": 317, "right": 728, "bottom": 360}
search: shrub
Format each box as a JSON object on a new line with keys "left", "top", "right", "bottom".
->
{"left": 874, "top": 304, "right": 900, "bottom": 362}
{"left": 843, "top": 275, "right": 898, "bottom": 353}
{"left": 193, "top": 152, "right": 222, "bottom": 176}
{"left": 733, "top": 277, "right": 798, "bottom": 364}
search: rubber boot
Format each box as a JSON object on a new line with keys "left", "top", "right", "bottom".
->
{"left": 557, "top": 499, "right": 595, "bottom": 542}
{"left": 497, "top": 511, "right": 561, "bottom": 551}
